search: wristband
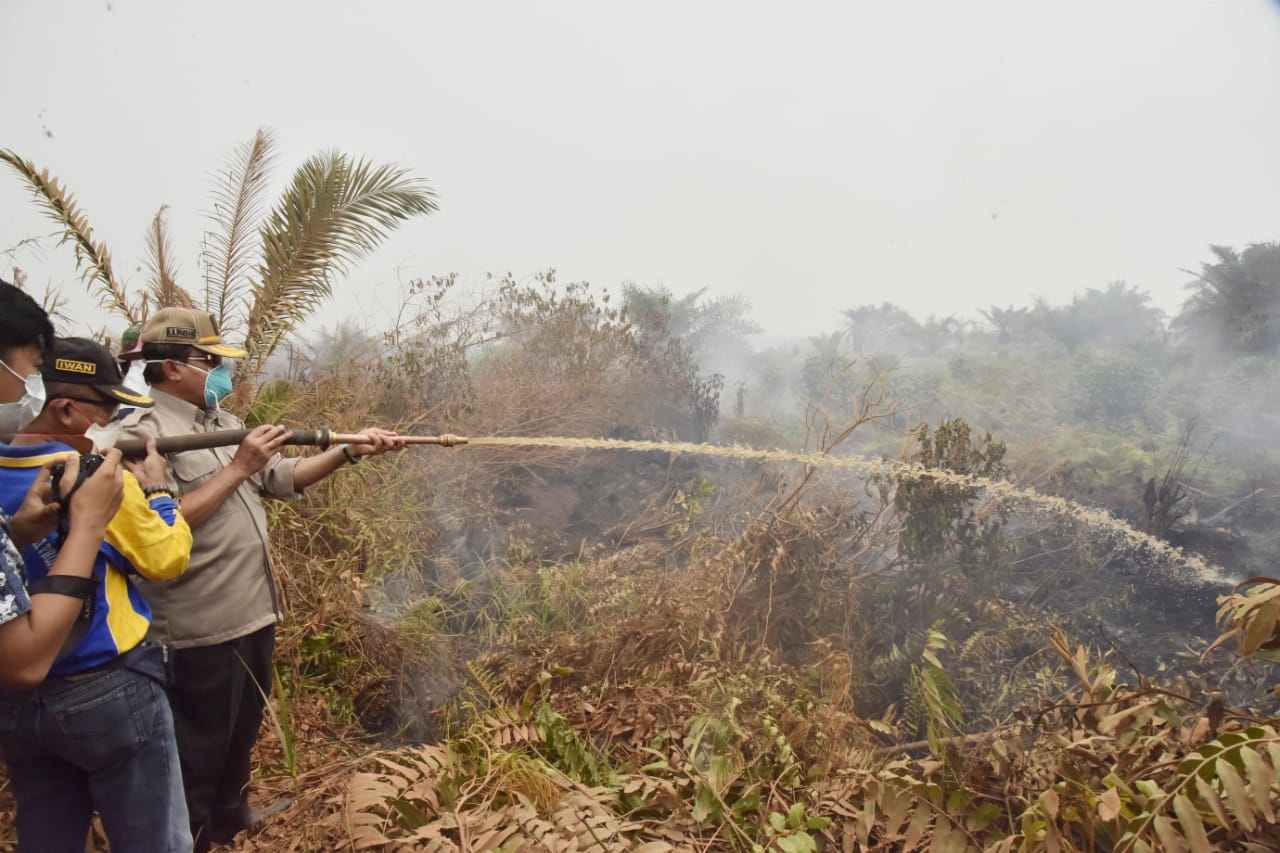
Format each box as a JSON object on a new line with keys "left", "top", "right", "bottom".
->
{"left": 340, "top": 444, "right": 361, "bottom": 466}
{"left": 29, "top": 575, "right": 97, "bottom": 599}
{"left": 142, "top": 483, "right": 178, "bottom": 498}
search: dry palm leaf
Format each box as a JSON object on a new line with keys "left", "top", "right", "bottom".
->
{"left": 0, "top": 148, "right": 137, "bottom": 323}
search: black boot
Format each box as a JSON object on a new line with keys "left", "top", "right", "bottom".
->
{"left": 208, "top": 797, "right": 292, "bottom": 844}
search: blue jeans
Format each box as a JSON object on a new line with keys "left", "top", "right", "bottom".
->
{"left": 0, "top": 660, "right": 192, "bottom": 853}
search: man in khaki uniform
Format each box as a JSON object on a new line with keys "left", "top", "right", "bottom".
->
{"left": 120, "top": 307, "right": 402, "bottom": 852}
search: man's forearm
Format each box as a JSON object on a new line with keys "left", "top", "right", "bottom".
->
{"left": 291, "top": 446, "right": 350, "bottom": 491}
{"left": 0, "top": 526, "right": 104, "bottom": 689}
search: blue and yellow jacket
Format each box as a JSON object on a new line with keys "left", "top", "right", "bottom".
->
{"left": 0, "top": 442, "right": 192, "bottom": 677}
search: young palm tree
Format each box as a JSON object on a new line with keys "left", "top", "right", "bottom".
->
{"left": 2, "top": 128, "right": 438, "bottom": 382}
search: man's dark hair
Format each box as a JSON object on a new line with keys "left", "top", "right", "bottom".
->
{"left": 141, "top": 343, "right": 192, "bottom": 385}
{"left": 0, "top": 280, "right": 56, "bottom": 359}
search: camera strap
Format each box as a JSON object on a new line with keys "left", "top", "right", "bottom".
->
{"left": 41, "top": 457, "right": 105, "bottom": 661}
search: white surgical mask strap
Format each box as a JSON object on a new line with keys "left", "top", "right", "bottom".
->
{"left": 1, "top": 358, "right": 34, "bottom": 390}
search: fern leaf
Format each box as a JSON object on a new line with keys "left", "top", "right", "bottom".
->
{"left": 465, "top": 659, "right": 505, "bottom": 707}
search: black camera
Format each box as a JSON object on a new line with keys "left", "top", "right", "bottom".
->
{"left": 50, "top": 453, "right": 107, "bottom": 493}
{"left": 49, "top": 453, "right": 107, "bottom": 540}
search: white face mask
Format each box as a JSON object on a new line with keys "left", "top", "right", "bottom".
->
{"left": 60, "top": 399, "right": 123, "bottom": 453}
{"left": 0, "top": 358, "right": 47, "bottom": 434}
{"left": 121, "top": 360, "right": 150, "bottom": 399}
{"left": 84, "top": 420, "right": 123, "bottom": 453}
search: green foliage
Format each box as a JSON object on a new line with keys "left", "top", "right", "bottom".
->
{"left": 270, "top": 663, "right": 299, "bottom": 777}
{"left": 487, "top": 552, "right": 596, "bottom": 642}
{"left": 909, "top": 623, "right": 964, "bottom": 756}
{"left": 287, "top": 628, "right": 363, "bottom": 722}
{"left": 251, "top": 252, "right": 1280, "bottom": 850}
{"left": 667, "top": 478, "right": 716, "bottom": 539}
{"left": 896, "top": 418, "right": 1008, "bottom": 572}
{"left": 533, "top": 703, "right": 606, "bottom": 787}
{"left": 1069, "top": 355, "right": 1160, "bottom": 428}
{"left": 395, "top": 595, "right": 447, "bottom": 650}
{"left": 243, "top": 378, "right": 299, "bottom": 426}
{"left": 758, "top": 803, "right": 830, "bottom": 853}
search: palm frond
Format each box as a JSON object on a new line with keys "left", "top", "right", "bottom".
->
{"left": 145, "top": 205, "right": 196, "bottom": 311}
{"left": 240, "top": 151, "right": 438, "bottom": 379}
{"left": 0, "top": 149, "right": 137, "bottom": 324}
{"left": 202, "top": 127, "right": 276, "bottom": 333}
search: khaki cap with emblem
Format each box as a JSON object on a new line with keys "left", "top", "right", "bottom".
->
{"left": 137, "top": 307, "right": 248, "bottom": 358}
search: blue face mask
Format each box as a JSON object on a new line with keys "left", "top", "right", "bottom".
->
{"left": 182, "top": 362, "right": 234, "bottom": 408}
{"left": 202, "top": 364, "right": 234, "bottom": 407}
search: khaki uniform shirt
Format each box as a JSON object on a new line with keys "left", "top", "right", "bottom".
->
{"left": 119, "top": 390, "right": 300, "bottom": 648}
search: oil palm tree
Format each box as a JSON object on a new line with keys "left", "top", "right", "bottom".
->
{"left": 977, "top": 305, "right": 1033, "bottom": 346}
{"left": 2, "top": 128, "right": 437, "bottom": 382}
{"left": 908, "top": 315, "right": 961, "bottom": 354}
{"left": 842, "top": 302, "right": 917, "bottom": 353}
{"left": 620, "top": 283, "right": 760, "bottom": 358}
{"left": 1173, "top": 243, "right": 1280, "bottom": 357}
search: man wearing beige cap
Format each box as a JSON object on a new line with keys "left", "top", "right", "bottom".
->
{"left": 120, "top": 307, "right": 403, "bottom": 852}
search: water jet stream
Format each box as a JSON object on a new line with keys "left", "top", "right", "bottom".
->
{"left": 468, "top": 435, "right": 1229, "bottom": 586}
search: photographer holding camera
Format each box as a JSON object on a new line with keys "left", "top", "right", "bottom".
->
{"left": 0, "top": 284, "right": 122, "bottom": 691}
{"left": 0, "top": 332, "right": 195, "bottom": 852}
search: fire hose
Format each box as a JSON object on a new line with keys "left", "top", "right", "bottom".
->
{"left": 1, "top": 429, "right": 469, "bottom": 460}
{"left": 111, "top": 428, "right": 468, "bottom": 459}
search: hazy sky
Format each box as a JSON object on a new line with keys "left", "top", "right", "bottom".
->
{"left": 3, "top": 0, "right": 1279, "bottom": 340}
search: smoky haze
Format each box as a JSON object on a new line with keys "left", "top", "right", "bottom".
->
{"left": 3, "top": 0, "right": 1280, "bottom": 341}
{"left": 8, "top": 5, "right": 1280, "bottom": 844}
